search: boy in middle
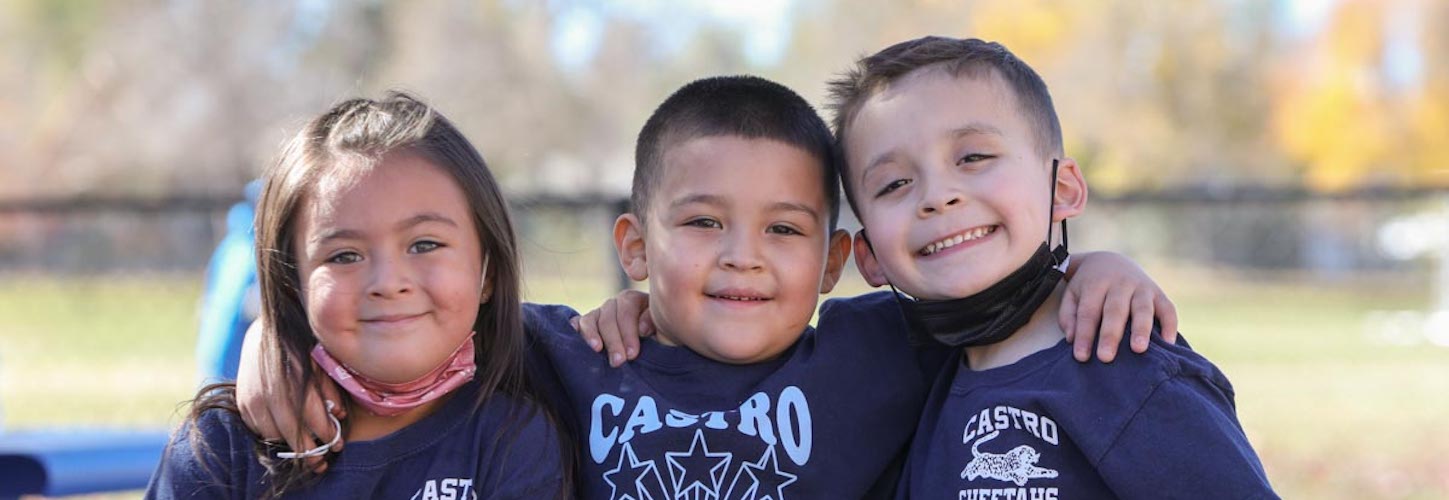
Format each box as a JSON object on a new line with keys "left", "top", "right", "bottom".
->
{"left": 236, "top": 75, "right": 1177, "bottom": 499}
{"left": 525, "top": 75, "right": 941, "bottom": 498}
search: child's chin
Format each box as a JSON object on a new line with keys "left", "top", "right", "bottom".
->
{"left": 929, "top": 268, "right": 1014, "bottom": 298}
{"left": 697, "top": 335, "right": 795, "bottom": 365}
{"left": 908, "top": 283, "right": 990, "bottom": 302}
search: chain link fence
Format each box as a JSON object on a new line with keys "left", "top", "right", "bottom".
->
{"left": 2, "top": 188, "right": 1444, "bottom": 281}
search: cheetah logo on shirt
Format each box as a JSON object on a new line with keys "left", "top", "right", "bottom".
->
{"left": 961, "top": 431, "right": 1058, "bottom": 486}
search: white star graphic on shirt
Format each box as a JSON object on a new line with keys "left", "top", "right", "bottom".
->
{"left": 603, "top": 443, "right": 663, "bottom": 500}
{"left": 723, "top": 446, "right": 798, "bottom": 500}
{"left": 665, "top": 429, "right": 732, "bottom": 500}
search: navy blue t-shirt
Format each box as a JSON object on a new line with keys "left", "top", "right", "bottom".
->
{"left": 897, "top": 334, "right": 1277, "bottom": 499}
{"left": 146, "top": 380, "right": 565, "bottom": 499}
{"left": 525, "top": 291, "right": 940, "bottom": 500}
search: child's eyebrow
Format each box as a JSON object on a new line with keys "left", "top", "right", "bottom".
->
{"left": 312, "top": 228, "right": 362, "bottom": 245}
{"left": 670, "top": 193, "right": 727, "bottom": 210}
{"left": 768, "top": 201, "right": 821, "bottom": 221}
{"left": 670, "top": 195, "right": 818, "bottom": 221}
{"left": 311, "top": 212, "right": 457, "bottom": 245}
{"left": 395, "top": 212, "right": 458, "bottom": 231}
{"left": 861, "top": 123, "right": 1008, "bottom": 180}
{"left": 862, "top": 151, "right": 904, "bottom": 181}
{"left": 951, "top": 123, "right": 1004, "bottom": 139}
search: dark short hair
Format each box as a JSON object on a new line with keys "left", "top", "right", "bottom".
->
{"left": 633, "top": 75, "right": 840, "bottom": 229}
{"left": 827, "top": 36, "right": 1063, "bottom": 213}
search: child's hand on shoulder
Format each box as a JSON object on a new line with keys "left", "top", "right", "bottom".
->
{"left": 570, "top": 289, "right": 653, "bottom": 367}
{"left": 1061, "top": 251, "right": 1179, "bottom": 363}
{"left": 235, "top": 320, "right": 347, "bottom": 473}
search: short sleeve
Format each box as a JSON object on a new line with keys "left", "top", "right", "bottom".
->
{"left": 1095, "top": 375, "right": 1278, "bottom": 499}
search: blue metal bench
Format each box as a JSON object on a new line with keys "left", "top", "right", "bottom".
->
{"left": 0, "top": 428, "right": 170, "bottom": 499}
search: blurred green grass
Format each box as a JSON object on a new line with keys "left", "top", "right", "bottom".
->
{"left": 2, "top": 268, "right": 1446, "bottom": 498}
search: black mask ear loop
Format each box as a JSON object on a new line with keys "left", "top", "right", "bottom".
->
{"left": 1047, "top": 159, "right": 1069, "bottom": 267}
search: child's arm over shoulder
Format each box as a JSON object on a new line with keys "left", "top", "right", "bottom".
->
{"left": 817, "top": 290, "right": 902, "bottom": 325}
{"left": 521, "top": 302, "right": 586, "bottom": 346}
{"left": 146, "top": 409, "right": 256, "bottom": 500}
{"left": 566, "top": 289, "right": 651, "bottom": 367}
{"left": 1092, "top": 362, "right": 1277, "bottom": 499}
{"left": 1063, "top": 251, "right": 1180, "bottom": 362}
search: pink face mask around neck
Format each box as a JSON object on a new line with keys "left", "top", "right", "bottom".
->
{"left": 309, "top": 333, "right": 477, "bottom": 417}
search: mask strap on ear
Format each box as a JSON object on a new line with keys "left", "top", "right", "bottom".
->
{"left": 1048, "top": 159, "right": 1059, "bottom": 249}
{"left": 1047, "top": 159, "right": 1069, "bottom": 266}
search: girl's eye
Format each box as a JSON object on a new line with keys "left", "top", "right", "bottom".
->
{"left": 326, "top": 251, "right": 362, "bottom": 264}
{"left": 409, "top": 240, "right": 442, "bottom": 254}
{"left": 685, "top": 218, "right": 722, "bottom": 229}
{"left": 875, "top": 179, "right": 911, "bottom": 198}
{"left": 957, "top": 153, "right": 994, "bottom": 165}
{"left": 767, "top": 224, "right": 802, "bottom": 236}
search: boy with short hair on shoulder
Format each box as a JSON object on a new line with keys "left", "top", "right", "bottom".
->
{"left": 827, "top": 36, "right": 1276, "bottom": 498}
{"left": 527, "top": 75, "right": 936, "bottom": 498}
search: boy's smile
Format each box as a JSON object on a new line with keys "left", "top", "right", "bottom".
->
{"left": 917, "top": 224, "right": 999, "bottom": 258}
{"left": 843, "top": 67, "right": 1085, "bottom": 301}
{"left": 615, "top": 135, "right": 849, "bottom": 364}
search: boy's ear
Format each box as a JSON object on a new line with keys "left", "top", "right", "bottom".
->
{"left": 613, "top": 213, "right": 650, "bottom": 281}
{"left": 852, "top": 231, "right": 890, "bottom": 287}
{"left": 1052, "top": 157, "right": 1088, "bottom": 221}
{"left": 818, "top": 229, "right": 853, "bottom": 293}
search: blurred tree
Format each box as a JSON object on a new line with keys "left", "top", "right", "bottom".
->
{"left": 1406, "top": 0, "right": 1449, "bottom": 186}
{"left": 0, "top": 0, "right": 1444, "bottom": 200}
{"left": 1272, "top": 0, "right": 1394, "bottom": 191}
{"left": 1270, "top": 0, "right": 1449, "bottom": 190}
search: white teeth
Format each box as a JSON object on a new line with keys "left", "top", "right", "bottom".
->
{"left": 922, "top": 226, "right": 995, "bottom": 255}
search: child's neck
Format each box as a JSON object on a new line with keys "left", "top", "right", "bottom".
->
{"left": 648, "top": 328, "right": 788, "bottom": 364}
{"left": 963, "top": 283, "right": 1067, "bottom": 371}
{"left": 344, "top": 391, "right": 455, "bottom": 442}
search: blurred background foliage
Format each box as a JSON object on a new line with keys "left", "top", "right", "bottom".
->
{"left": 1, "top": 0, "right": 1446, "bottom": 199}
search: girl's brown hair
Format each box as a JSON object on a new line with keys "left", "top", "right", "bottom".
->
{"left": 185, "top": 92, "right": 565, "bottom": 496}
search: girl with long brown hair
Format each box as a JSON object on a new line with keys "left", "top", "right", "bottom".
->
{"left": 147, "top": 92, "right": 567, "bottom": 499}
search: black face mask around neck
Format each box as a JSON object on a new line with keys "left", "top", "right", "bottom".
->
{"left": 894, "top": 241, "right": 1068, "bottom": 348}
{"left": 875, "top": 159, "right": 1071, "bottom": 349}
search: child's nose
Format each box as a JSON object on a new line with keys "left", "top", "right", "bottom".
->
{"left": 718, "top": 232, "right": 765, "bottom": 271}
{"left": 367, "top": 256, "right": 415, "bottom": 298}
{"left": 917, "top": 189, "right": 964, "bottom": 217}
